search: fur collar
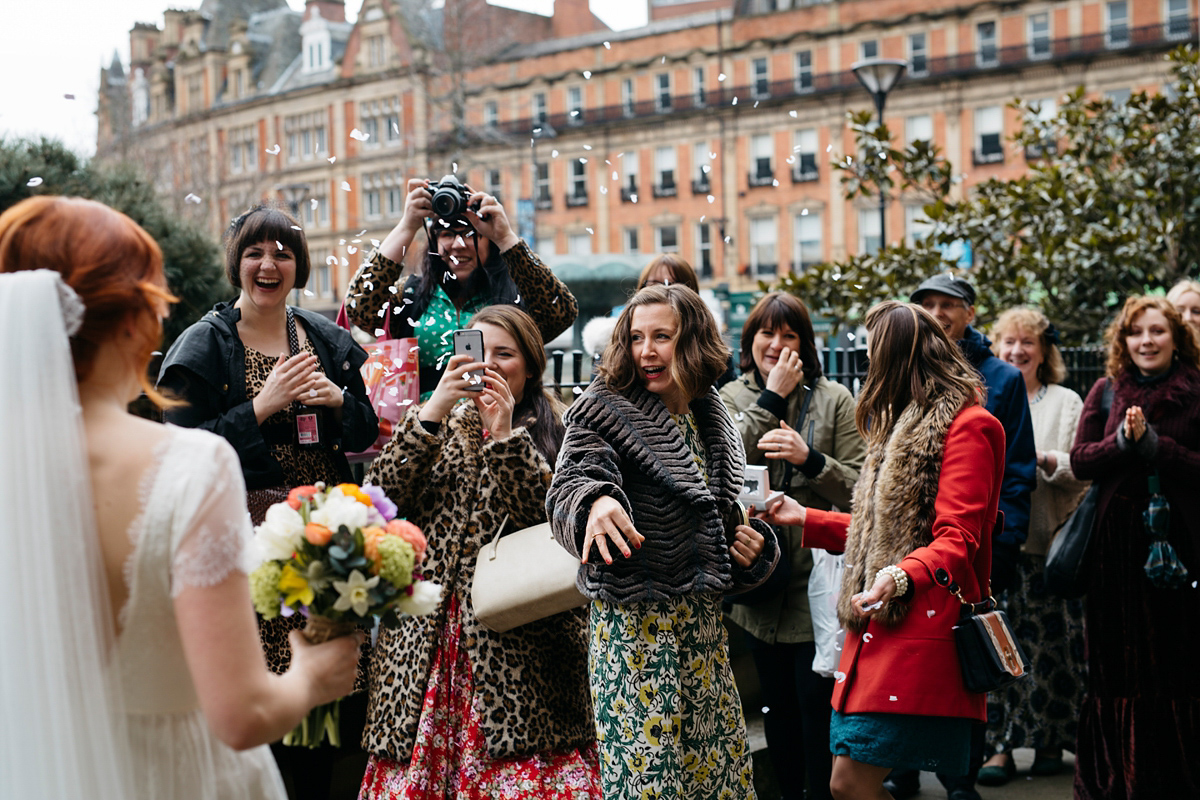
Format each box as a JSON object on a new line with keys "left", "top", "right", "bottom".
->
{"left": 566, "top": 379, "right": 744, "bottom": 511}
{"left": 838, "top": 387, "right": 966, "bottom": 631}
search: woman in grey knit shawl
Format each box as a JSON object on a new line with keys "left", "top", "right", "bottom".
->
{"left": 548, "top": 284, "right": 779, "bottom": 799}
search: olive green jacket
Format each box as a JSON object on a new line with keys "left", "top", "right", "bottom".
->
{"left": 720, "top": 373, "right": 866, "bottom": 643}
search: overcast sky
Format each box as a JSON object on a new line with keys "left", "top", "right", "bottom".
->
{"left": 0, "top": 0, "right": 648, "bottom": 158}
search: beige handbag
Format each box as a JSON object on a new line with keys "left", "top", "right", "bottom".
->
{"left": 470, "top": 514, "right": 588, "bottom": 633}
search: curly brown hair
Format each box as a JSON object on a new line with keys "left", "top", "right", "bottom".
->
{"left": 599, "top": 284, "right": 729, "bottom": 402}
{"left": 855, "top": 301, "right": 983, "bottom": 444}
{"left": 1104, "top": 295, "right": 1200, "bottom": 378}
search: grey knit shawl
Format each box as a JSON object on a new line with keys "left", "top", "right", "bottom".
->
{"left": 548, "top": 379, "right": 777, "bottom": 604}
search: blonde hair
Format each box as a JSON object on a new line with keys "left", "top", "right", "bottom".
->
{"left": 1167, "top": 279, "right": 1200, "bottom": 306}
{"left": 990, "top": 307, "right": 1067, "bottom": 385}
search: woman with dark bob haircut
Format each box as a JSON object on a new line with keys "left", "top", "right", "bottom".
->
{"left": 756, "top": 301, "right": 1004, "bottom": 799}
{"left": 1069, "top": 295, "right": 1200, "bottom": 798}
{"left": 720, "top": 292, "right": 866, "bottom": 800}
{"left": 158, "top": 202, "right": 378, "bottom": 800}
{"left": 548, "top": 284, "right": 781, "bottom": 799}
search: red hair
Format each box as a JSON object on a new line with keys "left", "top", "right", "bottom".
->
{"left": 0, "top": 196, "right": 177, "bottom": 406}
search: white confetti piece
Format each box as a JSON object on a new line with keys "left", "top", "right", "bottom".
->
{"left": 772, "top": 179, "right": 779, "bottom": 186}
{"left": 718, "top": 72, "right": 727, "bottom": 81}
{"left": 408, "top": 318, "right": 419, "bottom": 327}
{"left": 583, "top": 70, "right": 592, "bottom": 79}
{"left": 661, "top": 56, "right": 666, "bottom": 63}
{"left": 184, "top": 192, "right": 202, "bottom": 204}
{"left": 578, "top": 157, "right": 588, "bottom": 164}
{"left": 786, "top": 156, "right": 796, "bottom": 164}
{"left": 707, "top": 195, "right": 715, "bottom": 204}
{"left": 926, "top": 609, "right": 936, "bottom": 617}
{"left": 310, "top": 198, "right": 320, "bottom": 211}
{"left": 861, "top": 600, "right": 883, "bottom": 611}
{"left": 341, "top": 257, "right": 349, "bottom": 267}
{"left": 265, "top": 144, "right": 280, "bottom": 155}
{"left": 789, "top": 110, "right": 798, "bottom": 118}
{"left": 388, "top": 285, "right": 398, "bottom": 294}
{"left": 347, "top": 246, "right": 358, "bottom": 254}
{"left": 600, "top": 186, "right": 608, "bottom": 194}
{"left": 391, "top": 121, "right": 400, "bottom": 135}
{"left": 341, "top": 181, "right": 352, "bottom": 192}
{"left": 551, "top": 149, "right": 559, "bottom": 158}
{"left": 863, "top": 632, "right": 874, "bottom": 642}
{"left": 326, "top": 255, "right": 338, "bottom": 265}
{"left": 709, "top": 152, "right": 717, "bottom": 160}
{"left": 586, "top": 227, "right": 594, "bottom": 234}
{"left": 889, "top": 695, "right": 898, "bottom": 701}
{"left": 612, "top": 171, "right": 619, "bottom": 181}
{"left": 630, "top": 193, "right": 638, "bottom": 203}
{"left": 835, "top": 671, "right": 847, "bottom": 683}
{"left": 328, "top": 156, "right": 337, "bottom": 163}
{"left": 375, "top": 328, "right": 385, "bottom": 337}
{"left": 800, "top": 208, "right": 809, "bottom": 216}
{"left": 26, "top": 177, "right": 43, "bottom": 187}
{"left": 826, "top": 144, "right": 833, "bottom": 153}
{"left": 573, "top": 386, "right": 583, "bottom": 395}
{"left": 603, "top": 41, "right": 611, "bottom": 49}
{"left": 732, "top": 96, "right": 738, "bottom": 106}
{"left": 452, "top": 162, "right": 458, "bottom": 173}
{"left": 291, "top": 225, "right": 303, "bottom": 231}
{"left": 349, "top": 127, "right": 370, "bottom": 141}
{"left": 303, "top": 289, "right": 314, "bottom": 297}
{"left": 583, "top": 144, "right": 593, "bottom": 150}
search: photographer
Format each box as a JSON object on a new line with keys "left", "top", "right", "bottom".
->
{"left": 346, "top": 176, "right": 577, "bottom": 399}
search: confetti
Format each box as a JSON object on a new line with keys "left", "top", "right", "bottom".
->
{"left": 786, "top": 156, "right": 796, "bottom": 164}
{"left": 311, "top": 198, "right": 320, "bottom": 210}
{"left": 926, "top": 609, "right": 936, "bottom": 617}
{"left": 326, "top": 255, "right": 338, "bottom": 265}
{"left": 184, "top": 192, "right": 202, "bottom": 204}
{"left": 861, "top": 600, "right": 883, "bottom": 611}
{"left": 452, "top": 162, "right": 458, "bottom": 173}
{"left": 349, "top": 127, "right": 370, "bottom": 141}
{"left": 552, "top": 149, "right": 559, "bottom": 158}
{"left": 586, "top": 227, "right": 594, "bottom": 234}
{"left": 583, "top": 144, "right": 592, "bottom": 150}
{"left": 612, "top": 171, "right": 619, "bottom": 181}
{"left": 800, "top": 208, "right": 809, "bottom": 216}
{"left": 732, "top": 96, "right": 738, "bottom": 106}
{"left": 291, "top": 225, "right": 303, "bottom": 231}
{"left": 26, "top": 177, "right": 43, "bottom": 187}
{"left": 303, "top": 289, "right": 314, "bottom": 297}
{"left": 348, "top": 246, "right": 358, "bottom": 254}
{"left": 707, "top": 195, "right": 715, "bottom": 204}
{"left": 772, "top": 179, "right": 779, "bottom": 186}
{"left": 573, "top": 386, "right": 583, "bottom": 395}
{"left": 826, "top": 144, "right": 833, "bottom": 153}
{"left": 578, "top": 157, "right": 588, "bottom": 164}
{"left": 718, "top": 73, "right": 727, "bottom": 82}
{"left": 709, "top": 151, "right": 717, "bottom": 160}
{"left": 889, "top": 695, "right": 898, "bottom": 701}
{"left": 328, "top": 156, "right": 337, "bottom": 163}
{"left": 391, "top": 121, "right": 400, "bottom": 135}
{"left": 599, "top": 186, "right": 608, "bottom": 194}
{"left": 834, "top": 671, "right": 847, "bottom": 683}
{"left": 863, "top": 632, "right": 874, "bottom": 642}
{"left": 583, "top": 70, "right": 592, "bottom": 79}
{"left": 789, "top": 110, "right": 798, "bottom": 118}
{"left": 661, "top": 56, "right": 666, "bottom": 63}
{"left": 265, "top": 144, "right": 281, "bottom": 155}
{"left": 276, "top": 241, "right": 283, "bottom": 250}
{"left": 371, "top": 239, "right": 381, "bottom": 247}
{"left": 603, "top": 41, "right": 611, "bottom": 49}
{"left": 341, "top": 181, "right": 352, "bottom": 192}
{"left": 388, "top": 285, "right": 398, "bottom": 294}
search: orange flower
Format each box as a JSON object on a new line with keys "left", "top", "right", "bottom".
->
{"left": 287, "top": 485, "right": 319, "bottom": 510}
{"left": 362, "top": 525, "right": 386, "bottom": 573}
{"left": 387, "top": 519, "right": 427, "bottom": 564}
{"left": 304, "top": 523, "right": 333, "bottom": 546}
{"left": 336, "top": 483, "right": 373, "bottom": 507}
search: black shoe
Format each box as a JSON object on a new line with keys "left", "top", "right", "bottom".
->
{"left": 947, "top": 790, "right": 983, "bottom": 800}
{"left": 882, "top": 770, "right": 920, "bottom": 800}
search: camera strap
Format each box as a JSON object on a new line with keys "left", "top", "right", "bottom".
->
{"left": 781, "top": 382, "right": 816, "bottom": 489}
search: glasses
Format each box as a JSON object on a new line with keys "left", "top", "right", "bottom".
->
{"left": 434, "top": 227, "right": 475, "bottom": 240}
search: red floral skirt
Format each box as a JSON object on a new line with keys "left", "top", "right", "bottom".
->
{"left": 358, "top": 597, "right": 601, "bottom": 799}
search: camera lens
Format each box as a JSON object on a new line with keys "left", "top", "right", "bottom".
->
{"left": 431, "top": 186, "right": 465, "bottom": 218}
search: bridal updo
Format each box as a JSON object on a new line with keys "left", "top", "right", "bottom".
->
{"left": 0, "top": 196, "right": 175, "bottom": 403}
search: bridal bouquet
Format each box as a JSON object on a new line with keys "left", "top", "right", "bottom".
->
{"left": 247, "top": 482, "right": 442, "bottom": 747}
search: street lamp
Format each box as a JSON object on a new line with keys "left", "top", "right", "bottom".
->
{"left": 850, "top": 58, "right": 907, "bottom": 251}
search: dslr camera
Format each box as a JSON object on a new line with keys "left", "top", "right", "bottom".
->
{"left": 428, "top": 175, "right": 478, "bottom": 219}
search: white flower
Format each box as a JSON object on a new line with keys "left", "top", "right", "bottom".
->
{"left": 396, "top": 581, "right": 443, "bottom": 616}
{"left": 332, "top": 570, "right": 379, "bottom": 617}
{"left": 309, "top": 492, "right": 369, "bottom": 533}
{"left": 251, "top": 502, "right": 305, "bottom": 562}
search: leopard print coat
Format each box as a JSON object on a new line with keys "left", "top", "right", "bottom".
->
{"left": 362, "top": 404, "right": 594, "bottom": 762}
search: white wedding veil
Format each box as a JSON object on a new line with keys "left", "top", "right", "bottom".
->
{"left": 0, "top": 270, "right": 135, "bottom": 797}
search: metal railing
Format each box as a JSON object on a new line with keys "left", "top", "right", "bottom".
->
{"left": 544, "top": 345, "right": 1110, "bottom": 401}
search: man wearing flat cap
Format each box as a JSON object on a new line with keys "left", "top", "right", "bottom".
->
{"left": 884, "top": 273, "right": 1037, "bottom": 800}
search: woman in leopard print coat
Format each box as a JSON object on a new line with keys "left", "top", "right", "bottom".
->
{"left": 359, "top": 305, "right": 599, "bottom": 799}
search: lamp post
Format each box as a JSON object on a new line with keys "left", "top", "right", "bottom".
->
{"left": 850, "top": 58, "right": 907, "bottom": 251}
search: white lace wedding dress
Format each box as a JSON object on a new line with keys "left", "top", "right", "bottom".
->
{"left": 115, "top": 425, "right": 288, "bottom": 800}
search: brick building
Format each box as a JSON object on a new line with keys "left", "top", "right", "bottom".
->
{"left": 97, "top": 0, "right": 1193, "bottom": 316}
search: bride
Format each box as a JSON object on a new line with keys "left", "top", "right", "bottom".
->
{"left": 0, "top": 196, "right": 362, "bottom": 799}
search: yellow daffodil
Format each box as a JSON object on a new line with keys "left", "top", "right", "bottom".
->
{"left": 335, "top": 483, "right": 373, "bottom": 507}
{"left": 279, "top": 563, "right": 314, "bottom": 607}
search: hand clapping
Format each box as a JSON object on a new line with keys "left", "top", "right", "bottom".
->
{"left": 1124, "top": 405, "right": 1147, "bottom": 442}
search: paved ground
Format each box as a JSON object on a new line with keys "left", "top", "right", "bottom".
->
{"left": 747, "top": 715, "right": 1075, "bottom": 799}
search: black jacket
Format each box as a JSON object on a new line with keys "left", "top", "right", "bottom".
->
{"left": 157, "top": 301, "right": 378, "bottom": 490}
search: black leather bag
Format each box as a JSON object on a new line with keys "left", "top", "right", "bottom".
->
{"left": 951, "top": 595, "right": 1031, "bottom": 694}
{"left": 1043, "top": 379, "right": 1113, "bottom": 599}
{"left": 1043, "top": 484, "right": 1099, "bottom": 599}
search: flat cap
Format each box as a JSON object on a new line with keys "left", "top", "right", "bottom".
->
{"left": 910, "top": 273, "right": 976, "bottom": 305}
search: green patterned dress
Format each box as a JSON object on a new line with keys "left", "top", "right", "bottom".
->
{"left": 587, "top": 412, "right": 756, "bottom": 799}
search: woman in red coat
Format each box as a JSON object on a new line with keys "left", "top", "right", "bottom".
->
{"left": 758, "top": 301, "right": 1004, "bottom": 800}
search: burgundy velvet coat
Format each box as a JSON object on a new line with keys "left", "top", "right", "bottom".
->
{"left": 803, "top": 405, "right": 1005, "bottom": 721}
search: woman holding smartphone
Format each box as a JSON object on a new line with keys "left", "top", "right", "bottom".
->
{"left": 359, "top": 305, "right": 600, "bottom": 799}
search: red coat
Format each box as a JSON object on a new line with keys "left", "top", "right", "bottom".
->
{"left": 803, "top": 405, "right": 1005, "bottom": 721}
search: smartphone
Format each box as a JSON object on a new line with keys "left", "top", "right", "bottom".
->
{"left": 452, "top": 328, "right": 485, "bottom": 390}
